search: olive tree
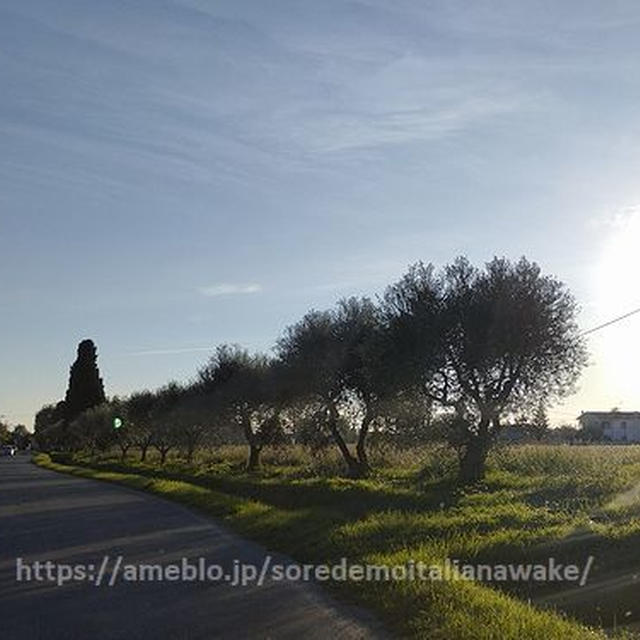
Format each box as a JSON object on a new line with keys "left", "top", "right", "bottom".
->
{"left": 171, "top": 393, "right": 217, "bottom": 464}
{"left": 382, "top": 256, "right": 587, "bottom": 483}
{"left": 124, "top": 390, "right": 156, "bottom": 462}
{"left": 150, "top": 382, "right": 183, "bottom": 464}
{"left": 68, "top": 403, "right": 116, "bottom": 456}
{"left": 197, "top": 345, "right": 283, "bottom": 471}
{"left": 276, "top": 297, "right": 386, "bottom": 478}
{"left": 108, "top": 398, "right": 135, "bottom": 461}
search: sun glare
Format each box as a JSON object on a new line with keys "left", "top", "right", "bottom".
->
{"left": 592, "top": 207, "right": 640, "bottom": 403}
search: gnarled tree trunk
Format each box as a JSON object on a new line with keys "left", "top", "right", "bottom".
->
{"left": 246, "top": 444, "right": 262, "bottom": 472}
{"left": 157, "top": 445, "right": 172, "bottom": 464}
{"left": 354, "top": 407, "right": 374, "bottom": 476}
{"left": 458, "top": 414, "right": 492, "bottom": 484}
{"left": 458, "top": 436, "right": 489, "bottom": 483}
{"left": 119, "top": 444, "right": 131, "bottom": 462}
{"left": 242, "top": 415, "right": 262, "bottom": 472}
{"left": 327, "top": 403, "right": 367, "bottom": 478}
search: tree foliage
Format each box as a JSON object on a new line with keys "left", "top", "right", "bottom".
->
{"left": 64, "top": 339, "right": 106, "bottom": 423}
{"left": 197, "top": 345, "right": 283, "bottom": 471}
{"left": 276, "top": 297, "right": 387, "bottom": 477}
{"left": 33, "top": 256, "right": 587, "bottom": 484}
{"left": 381, "top": 257, "right": 587, "bottom": 481}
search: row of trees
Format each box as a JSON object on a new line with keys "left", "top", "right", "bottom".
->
{"left": 35, "top": 257, "right": 587, "bottom": 483}
{"left": 0, "top": 420, "right": 31, "bottom": 449}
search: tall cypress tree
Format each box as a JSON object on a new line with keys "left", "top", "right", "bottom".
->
{"left": 64, "top": 339, "right": 106, "bottom": 422}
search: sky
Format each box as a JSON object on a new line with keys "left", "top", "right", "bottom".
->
{"left": 2, "top": 0, "right": 640, "bottom": 428}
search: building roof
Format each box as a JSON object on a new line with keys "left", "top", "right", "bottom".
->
{"left": 578, "top": 411, "right": 640, "bottom": 421}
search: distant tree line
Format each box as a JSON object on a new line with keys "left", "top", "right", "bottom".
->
{"left": 0, "top": 421, "right": 31, "bottom": 449}
{"left": 34, "top": 257, "right": 587, "bottom": 483}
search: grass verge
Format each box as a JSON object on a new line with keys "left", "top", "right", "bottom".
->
{"left": 31, "top": 450, "right": 626, "bottom": 640}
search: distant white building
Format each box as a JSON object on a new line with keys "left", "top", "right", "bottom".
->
{"left": 578, "top": 411, "right": 640, "bottom": 442}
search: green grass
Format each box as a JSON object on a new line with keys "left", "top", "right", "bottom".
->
{"left": 33, "top": 444, "right": 640, "bottom": 639}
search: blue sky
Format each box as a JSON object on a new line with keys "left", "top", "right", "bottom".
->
{"left": 2, "top": 0, "right": 640, "bottom": 427}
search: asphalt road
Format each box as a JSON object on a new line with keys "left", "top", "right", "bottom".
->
{"left": 0, "top": 456, "right": 388, "bottom": 640}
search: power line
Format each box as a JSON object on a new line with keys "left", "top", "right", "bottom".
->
{"left": 581, "top": 305, "right": 640, "bottom": 337}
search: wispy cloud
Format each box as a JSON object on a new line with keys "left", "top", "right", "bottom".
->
{"left": 198, "top": 283, "right": 262, "bottom": 297}
{"left": 286, "top": 99, "right": 517, "bottom": 153}
{"left": 122, "top": 347, "right": 213, "bottom": 357}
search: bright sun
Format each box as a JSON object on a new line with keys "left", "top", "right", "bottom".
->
{"left": 592, "top": 207, "right": 640, "bottom": 403}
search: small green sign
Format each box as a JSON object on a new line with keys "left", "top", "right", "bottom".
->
{"left": 113, "top": 417, "right": 123, "bottom": 430}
